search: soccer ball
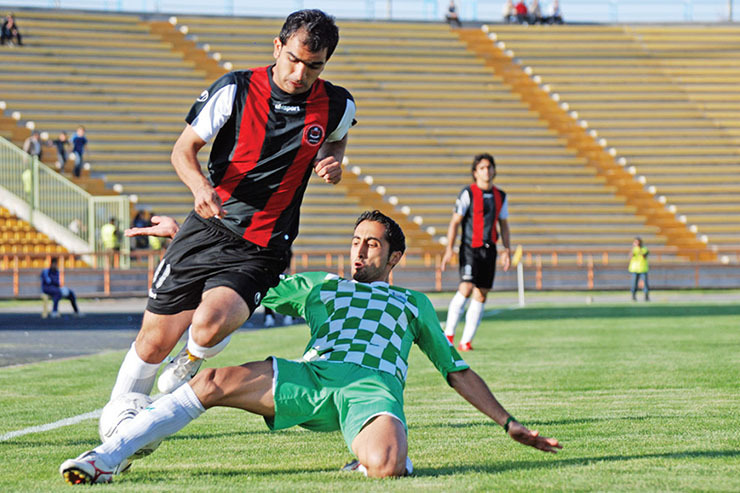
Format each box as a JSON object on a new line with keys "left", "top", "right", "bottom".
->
{"left": 99, "top": 392, "right": 162, "bottom": 459}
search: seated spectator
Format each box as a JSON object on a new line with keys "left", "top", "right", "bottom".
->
{"left": 515, "top": 0, "right": 529, "bottom": 24}
{"left": 547, "top": 0, "right": 564, "bottom": 24}
{"left": 71, "top": 125, "right": 88, "bottom": 178}
{"left": 445, "top": 0, "right": 462, "bottom": 28}
{"left": 1, "top": 13, "right": 22, "bottom": 46}
{"left": 23, "top": 131, "right": 42, "bottom": 159}
{"left": 502, "top": 0, "right": 515, "bottom": 23}
{"left": 49, "top": 131, "right": 70, "bottom": 171}
{"left": 41, "top": 258, "right": 81, "bottom": 318}
{"left": 529, "top": 0, "right": 543, "bottom": 24}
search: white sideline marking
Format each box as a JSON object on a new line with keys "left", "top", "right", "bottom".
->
{"left": 1, "top": 393, "right": 164, "bottom": 442}
{"left": 1, "top": 409, "right": 102, "bottom": 442}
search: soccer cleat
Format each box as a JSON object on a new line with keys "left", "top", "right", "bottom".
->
{"left": 341, "top": 459, "right": 368, "bottom": 476}
{"left": 59, "top": 451, "right": 114, "bottom": 485}
{"left": 341, "top": 456, "right": 413, "bottom": 477}
{"left": 458, "top": 342, "right": 473, "bottom": 352}
{"left": 157, "top": 344, "right": 203, "bottom": 394}
{"left": 445, "top": 334, "right": 454, "bottom": 344}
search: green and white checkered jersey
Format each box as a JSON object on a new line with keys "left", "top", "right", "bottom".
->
{"left": 263, "top": 271, "right": 469, "bottom": 386}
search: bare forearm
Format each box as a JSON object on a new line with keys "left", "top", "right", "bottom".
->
{"left": 448, "top": 369, "right": 512, "bottom": 427}
{"left": 171, "top": 141, "right": 210, "bottom": 196}
{"left": 317, "top": 135, "right": 347, "bottom": 163}
{"left": 500, "top": 220, "right": 511, "bottom": 250}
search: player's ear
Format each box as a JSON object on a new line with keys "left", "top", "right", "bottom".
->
{"left": 273, "top": 37, "right": 282, "bottom": 59}
{"left": 387, "top": 250, "right": 403, "bottom": 268}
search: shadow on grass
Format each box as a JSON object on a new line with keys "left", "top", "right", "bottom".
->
{"left": 414, "top": 449, "right": 740, "bottom": 477}
{"left": 116, "top": 449, "right": 740, "bottom": 481}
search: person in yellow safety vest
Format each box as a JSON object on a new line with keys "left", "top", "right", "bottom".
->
{"left": 100, "top": 217, "right": 120, "bottom": 251}
{"left": 628, "top": 237, "right": 649, "bottom": 301}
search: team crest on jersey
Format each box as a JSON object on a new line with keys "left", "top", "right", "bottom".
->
{"left": 197, "top": 90, "right": 209, "bottom": 102}
{"left": 304, "top": 124, "right": 325, "bottom": 146}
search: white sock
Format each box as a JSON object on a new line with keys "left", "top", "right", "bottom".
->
{"left": 460, "top": 300, "right": 485, "bottom": 345}
{"left": 96, "top": 384, "right": 205, "bottom": 467}
{"left": 444, "top": 292, "right": 468, "bottom": 337}
{"left": 110, "top": 342, "right": 162, "bottom": 400}
{"left": 186, "top": 327, "right": 231, "bottom": 359}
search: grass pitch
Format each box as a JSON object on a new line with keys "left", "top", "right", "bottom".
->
{"left": 1, "top": 300, "right": 739, "bottom": 492}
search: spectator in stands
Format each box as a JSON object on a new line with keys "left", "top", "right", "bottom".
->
{"left": 529, "top": 0, "right": 543, "bottom": 24}
{"left": 502, "top": 0, "right": 516, "bottom": 23}
{"left": 440, "top": 153, "right": 510, "bottom": 352}
{"left": 100, "top": 217, "right": 121, "bottom": 252}
{"left": 629, "top": 237, "right": 650, "bottom": 301}
{"left": 50, "top": 131, "right": 70, "bottom": 172}
{"left": 546, "top": 0, "right": 564, "bottom": 24}
{"left": 41, "top": 258, "right": 81, "bottom": 318}
{"left": 445, "top": 0, "right": 462, "bottom": 27}
{"left": 514, "top": 1, "right": 529, "bottom": 24}
{"left": 71, "top": 125, "right": 88, "bottom": 178}
{"left": 23, "top": 131, "right": 42, "bottom": 159}
{"left": 1, "top": 13, "right": 22, "bottom": 46}
{"left": 131, "top": 210, "right": 150, "bottom": 250}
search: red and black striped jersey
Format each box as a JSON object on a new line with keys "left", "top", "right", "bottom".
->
{"left": 185, "top": 65, "right": 356, "bottom": 249}
{"left": 453, "top": 184, "right": 508, "bottom": 248}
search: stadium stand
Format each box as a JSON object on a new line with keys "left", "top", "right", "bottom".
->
{"left": 171, "top": 16, "right": 665, "bottom": 253}
{"left": 0, "top": 206, "right": 72, "bottom": 267}
{"left": 481, "top": 24, "right": 740, "bottom": 252}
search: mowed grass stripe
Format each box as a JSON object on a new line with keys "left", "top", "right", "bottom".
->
{"left": 1, "top": 301, "right": 739, "bottom": 491}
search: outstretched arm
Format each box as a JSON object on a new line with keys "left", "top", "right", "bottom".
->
{"left": 124, "top": 215, "right": 180, "bottom": 239}
{"left": 447, "top": 368, "right": 562, "bottom": 453}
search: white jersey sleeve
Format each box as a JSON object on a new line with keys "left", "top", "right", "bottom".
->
{"left": 326, "top": 98, "right": 356, "bottom": 142}
{"left": 453, "top": 187, "right": 471, "bottom": 216}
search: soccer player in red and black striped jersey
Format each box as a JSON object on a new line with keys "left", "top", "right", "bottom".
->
{"left": 440, "top": 154, "right": 511, "bottom": 352}
{"left": 108, "top": 10, "right": 357, "bottom": 401}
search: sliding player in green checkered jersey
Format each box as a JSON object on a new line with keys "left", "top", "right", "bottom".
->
{"left": 60, "top": 211, "right": 560, "bottom": 484}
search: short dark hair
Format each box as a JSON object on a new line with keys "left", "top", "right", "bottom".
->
{"left": 471, "top": 153, "right": 496, "bottom": 177}
{"left": 279, "top": 9, "right": 339, "bottom": 60}
{"left": 355, "top": 210, "right": 406, "bottom": 256}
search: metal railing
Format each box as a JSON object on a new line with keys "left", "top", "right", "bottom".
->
{"left": 2, "top": 248, "right": 739, "bottom": 298}
{"left": 0, "top": 136, "right": 131, "bottom": 267}
{"left": 0, "top": 0, "right": 736, "bottom": 23}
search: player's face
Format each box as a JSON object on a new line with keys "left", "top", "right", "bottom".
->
{"left": 351, "top": 220, "right": 394, "bottom": 283}
{"left": 473, "top": 159, "right": 495, "bottom": 186}
{"left": 272, "top": 30, "right": 328, "bottom": 95}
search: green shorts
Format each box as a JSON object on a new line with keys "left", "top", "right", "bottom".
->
{"left": 265, "top": 357, "right": 407, "bottom": 451}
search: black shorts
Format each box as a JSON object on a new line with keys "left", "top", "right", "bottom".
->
{"left": 458, "top": 243, "right": 498, "bottom": 289}
{"left": 146, "top": 212, "right": 290, "bottom": 316}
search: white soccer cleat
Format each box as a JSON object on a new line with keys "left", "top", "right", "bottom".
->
{"left": 340, "top": 457, "right": 413, "bottom": 477}
{"left": 59, "top": 451, "right": 115, "bottom": 485}
{"left": 157, "top": 344, "right": 203, "bottom": 394}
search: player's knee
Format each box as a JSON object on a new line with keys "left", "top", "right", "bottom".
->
{"left": 191, "top": 310, "right": 226, "bottom": 347}
{"left": 362, "top": 450, "right": 406, "bottom": 478}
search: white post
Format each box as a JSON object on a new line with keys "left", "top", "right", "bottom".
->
{"left": 517, "top": 262, "right": 525, "bottom": 307}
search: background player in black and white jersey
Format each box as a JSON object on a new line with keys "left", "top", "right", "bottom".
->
{"left": 440, "top": 153, "right": 511, "bottom": 352}
{"left": 108, "top": 10, "right": 357, "bottom": 402}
